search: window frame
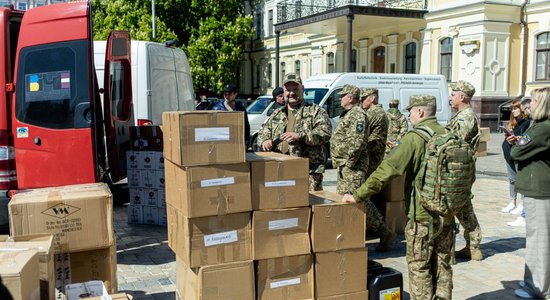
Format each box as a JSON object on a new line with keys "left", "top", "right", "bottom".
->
{"left": 439, "top": 37, "right": 453, "bottom": 82}
{"left": 535, "top": 32, "right": 550, "bottom": 81}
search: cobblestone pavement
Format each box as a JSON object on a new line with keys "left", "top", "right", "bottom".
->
{"left": 115, "top": 133, "right": 527, "bottom": 299}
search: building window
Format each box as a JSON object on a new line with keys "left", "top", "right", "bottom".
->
{"left": 267, "top": 63, "right": 272, "bottom": 87}
{"left": 327, "top": 52, "right": 335, "bottom": 73}
{"left": 536, "top": 32, "right": 550, "bottom": 80}
{"left": 295, "top": 1, "right": 302, "bottom": 18}
{"left": 268, "top": 10, "right": 273, "bottom": 36}
{"left": 256, "top": 64, "right": 261, "bottom": 88}
{"left": 404, "top": 42, "right": 416, "bottom": 74}
{"left": 280, "top": 5, "right": 287, "bottom": 22}
{"left": 18, "top": 2, "right": 27, "bottom": 10}
{"left": 281, "top": 62, "right": 286, "bottom": 83}
{"left": 351, "top": 49, "right": 357, "bottom": 72}
{"left": 440, "top": 38, "right": 453, "bottom": 81}
{"left": 255, "top": 13, "right": 262, "bottom": 39}
{"left": 295, "top": 60, "right": 301, "bottom": 76}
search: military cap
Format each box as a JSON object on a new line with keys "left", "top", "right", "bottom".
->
{"left": 389, "top": 99, "right": 400, "bottom": 105}
{"left": 337, "top": 84, "right": 360, "bottom": 98}
{"left": 283, "top": 73, "right": 302, "bottom": 85}
{"left": 450, "top": 80, "right": 475, "bottom": 98}
{"left": 272, "top": 87, "right": 284, "bottom": 100}
{"left": 222, "top": 83, "right": 237, "bottom": 93}
{"left": 406, "top": 95, "right": 437, "bottom": 110}
{"left": 360, "top": 87, "right": 378, "bottom": 98}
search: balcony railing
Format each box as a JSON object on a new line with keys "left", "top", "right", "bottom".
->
{"left": 276, "top": 0, "right": 426, "bottom": 23}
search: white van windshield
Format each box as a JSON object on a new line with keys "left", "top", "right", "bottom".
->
{"left": 247, "top": 96, "right": 272, "bottom": 114}
{"left": 304, "top": 88, "right": 329, "bottom": 105}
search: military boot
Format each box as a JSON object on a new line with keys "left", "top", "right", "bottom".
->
{"left": 375, "top": 228, "right": 396, "bottom": 252}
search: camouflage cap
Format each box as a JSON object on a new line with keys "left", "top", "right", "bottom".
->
{"left": 406, "top": 95, "right": 437, "bottom": 110}
{"left": 389, "top": 99, "right": 400, "bottom": 105}
{"left": 450, "top": 80, "right": 475, "bottom": 98}
{"left": 283, "top": 73, "right": 302, "bottom": 85}
{"left": 360, "top": 87, "right": 378, "bottom": 98}
{"left": 337, "top": 84, "right": 360, "bottom": 98}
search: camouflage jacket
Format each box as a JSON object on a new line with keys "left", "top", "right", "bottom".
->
{"left": 366, "top": 104, "right": 389, "bottom": 172}
{"left": 386, "top": 108, "right": 408, "bottom": 143}
{"left": 256, "top": 102, "right": 332, "bottom": 174}
{"left": 448, "top": 105, "right": 480, "bottom": 152}
{"left": 330, "top": 105, "right": 369, "bottom": 170}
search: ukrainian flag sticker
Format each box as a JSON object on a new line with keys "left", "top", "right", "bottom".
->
{"left": 29, "top": 74, "right": 39, "bottom": 92}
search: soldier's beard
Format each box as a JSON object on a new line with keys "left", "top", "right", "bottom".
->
{"left": 287, "top": 96, "right": 303, "bottom": 108}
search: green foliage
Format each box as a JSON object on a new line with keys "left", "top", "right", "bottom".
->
{"left": 92, "top": 0, "right": 254, "bottom": 93}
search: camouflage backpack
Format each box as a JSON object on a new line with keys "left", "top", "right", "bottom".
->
{"left": 414, "top": 125, "right": 476, "bottom": 218}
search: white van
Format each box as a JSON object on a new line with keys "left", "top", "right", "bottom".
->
{"left": 303, "top": 73, "right": 451, "bottom": 127}
{"left": 94, "top": 40, "right": 195, "bottom": 125}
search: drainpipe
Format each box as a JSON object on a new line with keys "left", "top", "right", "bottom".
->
{"left": 519, "top": 0, "right": 529, "bottom": 97}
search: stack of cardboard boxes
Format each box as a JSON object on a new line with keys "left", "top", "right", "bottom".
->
{"left": 476, "top": 127, "right": 491, "bottom": 157}
{"left": 6, "top": 183, "right": 117, "bottom": 297}
{"left": 373, "top": 175, "right": 408, "bottom": 234}
{"left": 127, "top": 126, "right": 166, "bottom": 225}
{"left": 163, "top": 110, "right": 371, "bottom": 299}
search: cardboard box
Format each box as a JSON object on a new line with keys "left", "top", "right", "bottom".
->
{"left": 476, "top": 141, "right": 488, "bottom": 157}
{"left": 54, "top": 244, "right": 118, "bottom": 294}
{"left": 372, "top": 174, "right": 406, "bottom": 202}
{"left": 314, "top": 248, "right": 368, "bottom": 298}
{"left": 316, "top": 290, "right": 369, "bottom": 300}
{"left": 130, "top": 125, "right": 163, "bottom": 151}
{"left": 175, "top": 256, "right": 255, "bottom": 300}
{"left": 143, "top": 205, "right": 159, "bottom": 225}
{"left": 127, "top": 170, "right": 141, "bottom": 188}
{"left": 479, "top": 127, "right": 491, "bottom": 142}
{"left": 126, "top": 151, "right": 140, "bottom": 170}
{"left": 0, "top": 234, "right": 54, "bottom": 300}
{"left": 247, "top": 152, "right": 309, "bottom": 210}
{"left": 309, "top": 191, "right": 366, "bottom": 252}
{"left": 384, "top": 201, "right": 407, "bottom": 234}
{"left": 165, "top": 161, "right": 251, "bottom": 217}
{"left": 252, "top": 207, "right": 311, "bottom": 260}
{"left": 162, "top": 111, "right": 245, "bottom": 166}
{"left": 167, "top": 205, "right": 251, "bottom": 268}
{"left": 0, "top": 249, "right": 40, "bottom": 300}
{"left": 65, "top": 280, "right": 108, "bottom": 300}
{"left": 127, "top": 204, "right": 143, "bottom": 225}
{"left": 9, "top": 183, "right": 114, "bottom": 253}
{"left": 129, "top": 188, "right": 143, "bottom": 205}
{"left": 256, "top": 254, "right": 314, "bottom": 300}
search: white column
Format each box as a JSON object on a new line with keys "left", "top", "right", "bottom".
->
{"left": 336, "top": 42, "right": 344, "bottom": 72}
{"left": 387, "top": 34, "right": 398, "bottom": 73}
{"left": 359, "top": 38, "right": 368, "bottom": 73}
{"left": 419, "top": 28, "right": 432, "bottom": 74}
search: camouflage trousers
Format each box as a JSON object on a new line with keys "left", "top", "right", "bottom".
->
{"left": 365, "top": 199, "right": 386, "bottom": 234}
{"left": 336, "top": 165, "right": 367, "bottom": 195}
{"left": 309, "top": 173, "right": 323, "bottom": 191}
{"left": 405, "top": 219, "right": 454, "bottom": 300}
{"left": 455, "top": 198, "right": 482, "bottom": 249}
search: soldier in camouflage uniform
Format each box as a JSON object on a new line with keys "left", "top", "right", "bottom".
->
{"left": 360, "top": 88, "right": 389, "bottom": 177}
{"left": 448, "top": 80, "right": 483, "bottom": 262}
{"left": 257, "top": 73, "right": 332, "bottom": 191}
{"left": 330, "top": 84, "right": 369, "bottom": 195}
{"left": 385, "top": 99, "right": 408, "bottom": 156}
{"left": 343, "top": 95, "right": 455, "bottom": 299}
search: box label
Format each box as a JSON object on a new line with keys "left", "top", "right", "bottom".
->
{"left": 268, "top": 218, "right": 299, "bottom": 231}
{"left": 270, "top": 278, "right": 301, "bottom": 289}
{"left": 201, "top": 177, "right": 235, "bottom": 188}
{"left": 380, "top": 287, "right": 401, "bottom": 300}
{"left": 265, "top": 180, "right": 296, "bottom": 187}
{"left": 204, "top": 230, "right": 238, "bottom": 247}
{"left": 195, "top": 127, "right": 230, "bottom": 142}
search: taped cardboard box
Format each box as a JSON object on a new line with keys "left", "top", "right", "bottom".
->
{"left": 9, "top": 183, "right": 114, "bottom": 253}
{"left": 167, "top": 204, "right": 251, "bottom": 268}
{"left": 175, "top": 256, "right": 254, "bottom": 300}
{"left": 309, "top": 191, "right": 366, "bottom": 252}
{"left": 252, "top": 207, "right": 311, "bottom": 260}
{"left": 384, "top": 201, "right": 407, "bottom": 234}
{"left": 479, "top": 127, "right": 491, "bottom": 142}
{"left": 256, "top": 254, "right": 314, "bottom": 300}
{"left": 316, "top": 290, "right": 369, "bottom": 299}
{"left": 162, "top": 111, "right": 245, "bottom": 166}
{"left": 0, "top": 249, "right": 40, "bottom": 300}
{"left": 246, "top": 152, "right": 309, "bottom": 210}
{"left": 0, "top": 234, "right": 54, "bottom": 300}
{"left": 165, "top": 160, "right": 251, "bottom": 217}
{"left": 314, "top": 248, "right": 368, "bottom": 298}
{"left": 129, "top": 125, "right": 163, "bottom": 151}
{"left": 372, "top": 174, "right": 406, "bottom": 202}
{"left": 54, "top": 244, "right": 118, "bottom": 295}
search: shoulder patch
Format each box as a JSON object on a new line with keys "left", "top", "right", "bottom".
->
{"left": 356, "top": 122, "right": 365, "bottom": 133}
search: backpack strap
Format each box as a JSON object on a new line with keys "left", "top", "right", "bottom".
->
{"left": 412, "top": 125, "right": 435, "bottom": 142}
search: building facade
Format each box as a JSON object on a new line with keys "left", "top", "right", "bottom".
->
{"left": 241, "top": 0, "right": 550, "bottom": 128}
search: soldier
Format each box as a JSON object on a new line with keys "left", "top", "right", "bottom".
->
{"left": 343, "top": 95, "right": 454, "bottom": 299}
{"left": 330, "top": 84, "right": 369, "bottom": 194}
{"left": 448, "top": 80, "right": 483, "bottom": 261}
{"left": 257, "top": 73, "right": 332, "bottom": 191}
{"left": 360, "top": 88, "right": 389, "bottom": 177}
{"left": 385, "top": 99, "right": 408, "bottom": 155}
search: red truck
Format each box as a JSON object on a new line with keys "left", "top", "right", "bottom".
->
{"left": 0, "top": 2, "right": 133, "bottom": 227}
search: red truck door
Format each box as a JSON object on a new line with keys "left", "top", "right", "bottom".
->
{"left": 102, "top": 31, "right": 133, "bottom": 183}
{"left": 11, "top": 2, "right": 131, "bottom": 189}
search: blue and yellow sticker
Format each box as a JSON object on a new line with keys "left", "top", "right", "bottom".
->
{"left": 16, "top": 127, "right": 29, "bottom": 138}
